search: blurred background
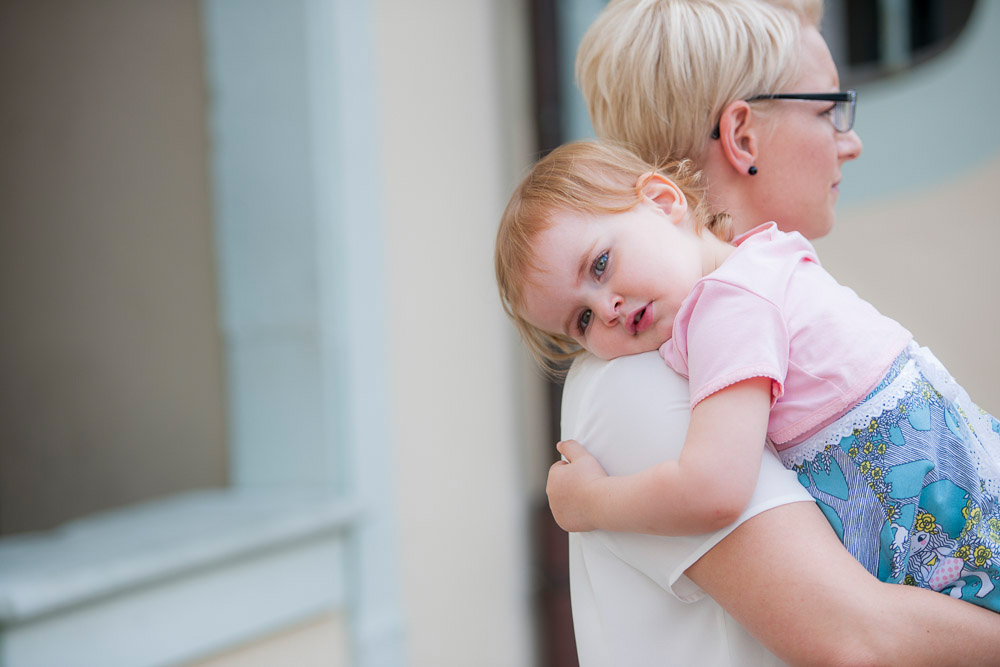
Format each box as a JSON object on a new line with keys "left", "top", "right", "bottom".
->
{"left": 0, "top": 1, "right": 997, "bottom": 665}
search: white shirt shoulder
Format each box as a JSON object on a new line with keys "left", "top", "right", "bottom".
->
{"left": 561, "top": 351, "right": 811, "bottom": 666}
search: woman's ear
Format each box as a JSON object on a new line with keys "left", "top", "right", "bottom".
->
{"left": 717, "top": 100, "right": 758, "bottom": 175}
{"left": 637, "top": 172, "right": 688, "bottom": 224}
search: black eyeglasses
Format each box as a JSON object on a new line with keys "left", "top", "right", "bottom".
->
{"left": 711, "top": 89, "right": 857, "bottom": 138}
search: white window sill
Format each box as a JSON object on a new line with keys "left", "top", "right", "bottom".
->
{"left": 0, "top": 487, "right": 358, "bottom": 667}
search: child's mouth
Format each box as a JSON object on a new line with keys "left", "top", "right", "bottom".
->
{"left": 627, "top": 304, "right": 652, "bottom": 335}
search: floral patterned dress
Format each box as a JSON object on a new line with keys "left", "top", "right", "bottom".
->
{"left": 779, "top": 342, "right": 1000, "bottom": 611}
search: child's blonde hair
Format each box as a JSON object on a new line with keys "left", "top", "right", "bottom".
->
{"left": 495, "top": 141, "right": 731, "bottom": 373}
{"left": 577, "top": 0, "right": 823, "bottom": 164}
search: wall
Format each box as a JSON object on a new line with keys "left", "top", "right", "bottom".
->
{"left": 0, "top": 0, "right": 547, "bottom": 663}
{"left": 373, "top": 0, "right": 540, "bottom": 665}
{"left": 190, "top": 613, "right": 350, "bottom": 667}
{"left": 0, "top": 0, "right": 227, "bottom": 535}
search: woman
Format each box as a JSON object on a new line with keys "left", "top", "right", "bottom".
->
{"left": 554, "top": 1, "right": 1000, "bottom": 664}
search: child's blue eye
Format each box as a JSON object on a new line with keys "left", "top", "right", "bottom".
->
{"left": 593, "top": 252, "right": 609, "bottom": 277}
{"left": 577, "top": 309, "right": 592, "bottom": 333}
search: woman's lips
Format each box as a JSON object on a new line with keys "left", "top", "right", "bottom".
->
{"left": 626, "top": 303, "right": 653, "bottom": 335}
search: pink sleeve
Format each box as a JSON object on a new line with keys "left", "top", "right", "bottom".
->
{"left": 669, "top": 280, "right": 788, "bottom": 409}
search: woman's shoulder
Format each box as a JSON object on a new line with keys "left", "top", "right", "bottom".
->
{"left": 562, "top": 353, "right": 692, "bottom": 474}
{"left": 565, "top": 351, "right": 689, "bottom": 401}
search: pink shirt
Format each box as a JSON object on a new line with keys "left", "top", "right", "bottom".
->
{"left": 660, "top": 223, "right": 912, "bottom": 447}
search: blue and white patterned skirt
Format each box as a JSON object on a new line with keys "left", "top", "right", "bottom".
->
{"left": 778, "top": 342, "right": 1000, "bottom": 611}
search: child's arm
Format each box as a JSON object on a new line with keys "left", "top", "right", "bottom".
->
{"left": 547, "top": 376, "right": 772, "bottom": 535}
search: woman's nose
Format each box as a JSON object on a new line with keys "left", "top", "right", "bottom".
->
{"left": 839, "top": 129, "right": 863, "bottom": 162}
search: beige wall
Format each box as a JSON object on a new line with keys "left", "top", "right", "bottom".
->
{"left": 374, "top": 0, "right": 541, "bottom": 665}
{"left": 0, "top": 1, "right": 226, "bottom": 534}
{"left": 189, "top": 613, "right": 350, "bottom": 667}
{"left": 817, "top": 153, "right": 1000, "bottom": 415}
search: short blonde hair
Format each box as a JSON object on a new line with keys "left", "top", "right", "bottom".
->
{"left": 577, "top": 0, "right": 823, "bottom": 164}
{"left": 495, "top": 141, "right": 730, "bottom": 373}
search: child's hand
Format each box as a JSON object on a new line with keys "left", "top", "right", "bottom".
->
{"left": 546, "top": 439, "right": 608, "bottom": 532}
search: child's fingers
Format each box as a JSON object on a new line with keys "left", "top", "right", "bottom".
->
{"left": 556, "top": 439, "right": 586, "bottom": 462}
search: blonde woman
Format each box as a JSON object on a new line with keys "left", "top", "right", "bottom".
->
{"left": 547, "top": 1, "right": 1000, "bottom": 664}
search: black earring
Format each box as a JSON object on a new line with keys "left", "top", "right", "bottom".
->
{"left": 748, "top": 166, "right": 758, "bottom": 175}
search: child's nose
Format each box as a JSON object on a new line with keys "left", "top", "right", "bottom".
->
{"left": 599, "top": 295, "right": 623, "bottom": 325}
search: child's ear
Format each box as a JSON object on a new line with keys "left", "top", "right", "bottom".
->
{"left": 637, "top": 172, "right": 688, "bottom": 224}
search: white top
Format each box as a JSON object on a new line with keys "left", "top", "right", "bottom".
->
{"left": 561, "top": 351, "right": 812, "bottom": 667}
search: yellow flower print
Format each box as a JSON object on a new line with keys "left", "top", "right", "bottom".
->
{"left": 852, "top": 428, "right": 861, "bottom": 438}
{"left": 956, "top": 545, "right": 972, "bottom": 561}
{"left": 885, "top": 505, "right": 900, "bottom": 522}
{"left": 904, "top": 574, "right": 917, "bottom": 586}
{"left": 989, "top": 518, "right": 1000, "bottom": 532}
{"left": 899, "top": 404, "right": 907, "bottom": 414}
{"left": 848, "top": 446, "right": 859, "bottom": 458}
{"left": 863, "top": 441, "right": 874, "bottom": 454}
{"left": 915, "top": 512, "right": 938, "bottom": 534}
{"left": 876, "top": 443, "right": 887, "bottom": 456}
{"left": 962, "top": 504, "right": 983, "bottom": 525}
{"left": 871, "top": 467, "right": 884, "bottom": 480}
{"left": 867, "top": 418, "right": 879, "bottom": 433}
{"left": 860, "top": 461, "right": 871, "bottom": 474}
{"left": 974, "top": 545, "right": 992, "bottom": 567}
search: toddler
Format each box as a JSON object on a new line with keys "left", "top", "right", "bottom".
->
{"left": 496, "top": 140, "right": 1000, "bottom": 610}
